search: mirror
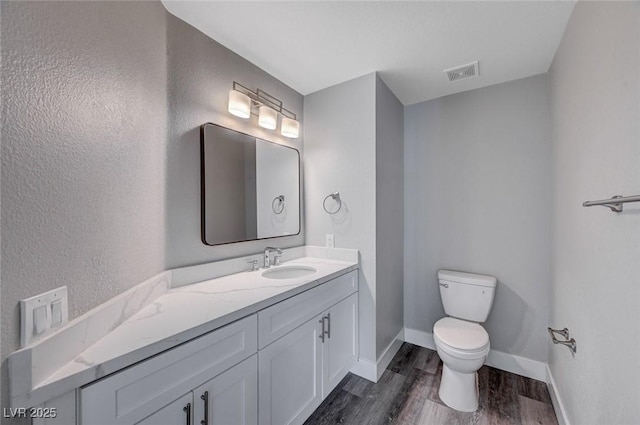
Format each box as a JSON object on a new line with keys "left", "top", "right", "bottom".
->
{"left": 200, "top": 123, "right": 300, "bottom": 246}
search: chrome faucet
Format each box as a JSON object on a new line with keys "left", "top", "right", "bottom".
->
{"left": 264, "top": 247, "right": 283, "bottom": 269}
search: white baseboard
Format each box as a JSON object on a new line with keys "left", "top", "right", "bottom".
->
{"left": 376, "top": 329, "right": 404, "bottom": 380}
{"left": 546, "top": 365, "right": 570, "bottom": 425}
{"left": 403, "top": 328, "right": 436, "bottom": 350}
{"left": 351, "top": 328, "right": 404, "bottom": 382}
{"left": 485, "top": 350, "right": 546, "bottom": 382}
{"left": 403, "top": 327, "right": 547, "bottom": 382}
{"left": 350, "top": 357, "right": 377, "bottom": 382}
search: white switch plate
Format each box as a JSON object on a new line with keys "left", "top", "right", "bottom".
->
{"left": 326, "top": 234, "right": 335, "bottom": 248}
{"left": 20, "top": 286, "right": 68, "bottom": 347}
{"left": 34, "top": 305, "right": 49, "bottom": 336}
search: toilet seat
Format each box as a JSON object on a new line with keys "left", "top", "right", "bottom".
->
{"left": 434, "top": 317, "right": 490, "bottom": 359}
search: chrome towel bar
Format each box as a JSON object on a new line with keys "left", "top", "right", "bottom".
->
{"left": 548, "top": 327, "right": 577, "bottom": 355}
{"left": 583, "top": 194, "right": 640, "bottom": 212}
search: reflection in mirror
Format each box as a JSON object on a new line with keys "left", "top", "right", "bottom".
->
{"left": 200, "top": 123, "right": 300, "bottom": 246}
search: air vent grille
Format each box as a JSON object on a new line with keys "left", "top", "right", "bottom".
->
{"left": 444, "top": 61, "right": 479, "bottom": 82}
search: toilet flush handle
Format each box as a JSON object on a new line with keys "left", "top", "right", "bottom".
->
{"left": 439, "top": 283, "right": 449, "bottom": 288}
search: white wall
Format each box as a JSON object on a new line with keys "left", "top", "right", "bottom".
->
{"left": 404, "top": 75, "right": 551, "bottom": 363}
{"left": 256, "top": 140, "right": 300, "bottom": 238}
{"left": 549, "top": 2, "right": 640, "bottom": 424}
{"left": 304, "top": 73, "right": 378, "bottom": 362}
{"left": 375, "top": 75, "right": 404, "bottom": 358}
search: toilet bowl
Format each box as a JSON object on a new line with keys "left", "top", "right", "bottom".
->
{"left": 433, "top": 317, "right": 490, "bottom": 412}
{"left": 433, "top": 270, "right": 497, "bottom": 412}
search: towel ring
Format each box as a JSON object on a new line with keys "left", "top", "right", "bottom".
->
{"left": 323, "top": 192, "right": 342, "bottom": 215}
{"left": 272, "top": 195, "right": 285, "bottom": 214}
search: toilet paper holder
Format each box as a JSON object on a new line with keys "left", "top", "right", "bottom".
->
{"left": 548, "top": 327, "right": 577, "bottom": 355}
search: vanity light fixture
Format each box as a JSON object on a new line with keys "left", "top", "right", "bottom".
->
{"left": 228, "top": 81, "right": 300, "bottom": 138}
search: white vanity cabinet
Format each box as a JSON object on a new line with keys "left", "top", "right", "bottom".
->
{"left": 258, "top": 313, "right": 323, "bottom": 425}
{"left": 258, "top": 271, "right": 358, "bottom": 425}
{"left": 322, "top": 292, "right": 358, "bottom": 398}
{"left": 42, "top": 267, "right": 358, "bottom": 425}
{"left": 80, "top": 315, "right": 257, "bottom": 425}
{"left": 192, "top": 355, "right": 258, "bottom": 425}
{"left": 135, "top": 355, "right": 258, "bottom": 425}
{"left": 135, "top": 392, "right": 193, "bottom": 425}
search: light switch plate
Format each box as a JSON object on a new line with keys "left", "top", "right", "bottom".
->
{"left": 20, "top": 286, "right": 68, "bottom": 347}
{"left": 33, "top": 305, "right": 49, "bottom": 335}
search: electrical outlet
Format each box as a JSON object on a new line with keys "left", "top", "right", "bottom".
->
{"left": 20, "top": 286, "right": 68, "bottom": 347}
{"left": 326, "top": 234, "right": 335, "bottom": 248}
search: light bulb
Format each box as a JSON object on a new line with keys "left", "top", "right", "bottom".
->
{"left": 258, "top": 106, "right": 277, "bottom": 130}
{"left": 281, "top": 117, "right": 300, "bottom": 138}
{"left": 228, "top": 90, "right": 251, "bottom": 119}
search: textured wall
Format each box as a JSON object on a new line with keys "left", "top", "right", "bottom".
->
{"left": 375, "top": 76, "right": 404, "bottom": 358}
{"left": 404, "top": 75, "right": 551, "bottom": 362}
{"left": 549, "top": 2, "right": 640, "bottom": 424}
{"left": 1, "top": 1, "right": 167, "bottom": 418}
{"left": 304, "top": 74, "right": 378, "bottom": 362}
{"left": 165, "top": 12, "right": 304, "bottom": 268}
{"left": 1, "top": 2, "right": 305, "bottom": 417}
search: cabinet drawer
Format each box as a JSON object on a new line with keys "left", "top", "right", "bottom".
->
{"left": 258, "top": 270, "right": 357, "bottom": 349}
{"left": 81, "top": 314, "right": 257, "bottom": 425}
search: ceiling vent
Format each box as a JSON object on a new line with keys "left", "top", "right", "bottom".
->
{"left": 444, "top": 61, "right": 479, "bottom": 82}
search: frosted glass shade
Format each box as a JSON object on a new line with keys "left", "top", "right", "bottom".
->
{"left": 281, "top": 117, "right": 300, "bottom": 138}
{"left": 258, "top": 106, "right": 277, "bottom": 130}
{"left": 228, "top": 90, "right": 251, "bottom": 119}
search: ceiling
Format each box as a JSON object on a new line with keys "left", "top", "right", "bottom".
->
{"left": 162, "top": 1, "right": 575, "bottom": 105}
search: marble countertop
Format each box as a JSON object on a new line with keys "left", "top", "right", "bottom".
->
{"left": 21, "top": 254, "right": 358, "bottom": 408}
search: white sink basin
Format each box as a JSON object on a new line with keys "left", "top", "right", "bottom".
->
{"left": 261, "top": 265, "right": 317, "bottom": 279}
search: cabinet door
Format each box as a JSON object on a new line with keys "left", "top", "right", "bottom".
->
{"left": 193, "top": 355, "right": 258, "bottom": 425}
{"left": 136, "top": 393, "right": 193, "bottom": 425}
{"left": 258, "top": 315, "right": 323, "bottom": 425}
{"left": 322, "top": 292, "right": 358, "bottom": 398}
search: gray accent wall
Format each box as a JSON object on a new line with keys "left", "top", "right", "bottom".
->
{"left": 305, "top": 73, "right": 404, "bottom": 363}
{"left": 1, "top": 2, "right": 168, "bottom": 419}
{"left": 166, "top": 12, "right": 303, "bottom": 267}
{"left": 404, "top": 75, "right": 551, "bottom": 362}
{"left": 1, "top": 2, "right": 303, "bottom": 417}
{"left": 549, "top": 2, "right": 640, "bottom": 424}
{"left": 375, "top": 76, "right": 404, "bottom": 358}
{"left": 305, "top": 73, "right": 378, "bottom": 362}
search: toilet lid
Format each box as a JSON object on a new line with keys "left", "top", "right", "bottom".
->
{"left": 434, "top": 317, "right": 489, "bottom": 351}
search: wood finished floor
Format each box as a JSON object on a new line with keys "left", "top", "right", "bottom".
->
{"left": 304, "top": 343, "right": 558, "bottom": 425}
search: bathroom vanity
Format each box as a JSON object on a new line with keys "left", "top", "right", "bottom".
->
{"left": 8, "top": 247, "right": 359, "bottom": 425}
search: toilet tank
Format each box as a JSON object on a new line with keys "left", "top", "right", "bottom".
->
{"left": 438, "top": 270, "right": 497, "bottom": 322}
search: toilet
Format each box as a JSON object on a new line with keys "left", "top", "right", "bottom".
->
{"left": 433, "top": 269, "right": 497, "bottom": 412}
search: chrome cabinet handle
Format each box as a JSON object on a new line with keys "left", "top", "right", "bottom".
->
{"left": 325, "top": 313, "right": 331, "bottom": 339}
{"left": 184, "top": 403, "right": 191, "bottom": 425}
{"left": 319, "top": 317, "right": 325, "bottom": 343}
{"left": 200, "top": 391, "right": 209, "bottom": 425}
